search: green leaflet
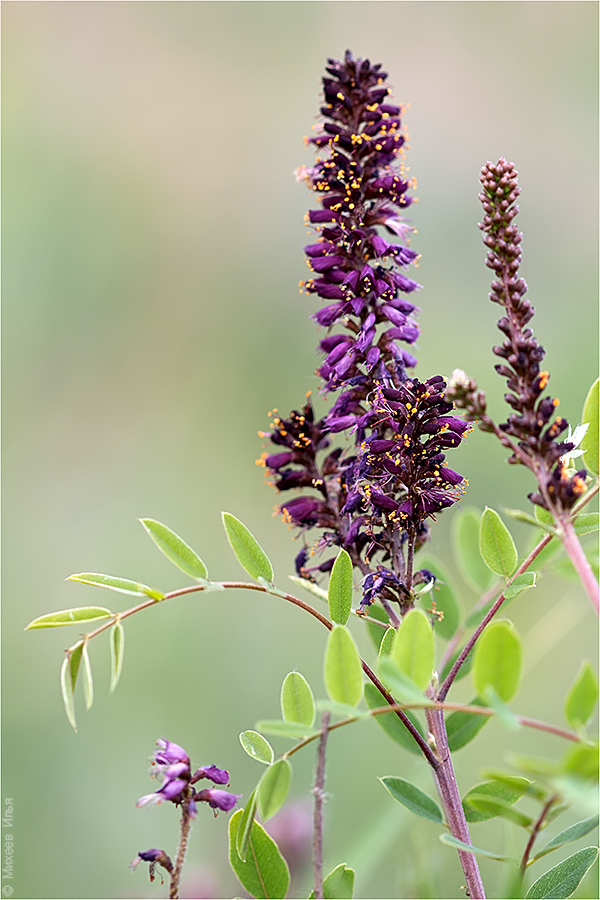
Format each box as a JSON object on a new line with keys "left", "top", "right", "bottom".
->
{"left": 254, "top": 719, "right": 319, "bottom": 740}
{"left": 258, "top": 759, "right": 292, "bottom": 821}
{"left": 222, "top": 512, "right": 274, "bottom": 583}
{"left": 60, "top": 644, "right": 84, "bottom": 732}
{"left": 324, "top": 625, "right": 363, "bottom": 707}
{"left": 439, "top": 833, "right": 515, "bottom": 863}
{"left": 379, "top": 776, "right": 443, "bottom": 823}
{"left": 139, "top": 518, "right": 208, "bottom": 579}
{"left": 308, "top": 863, "right": 356, "bottom": 899}
{"left": 525, "top": 846, "right": 599, "bottom": 899}
{"left": 281, "top": 672, "right": 316, "bottom": 727}
{"left": 81, "top": 643, "right": 93, "bottom": 711}
{"left": 580, "top": 377, "right": 599, "bottom": 476}
{"left": 236, "top": 785, "right": 259, "bottom": 862}
{"left": 463, "top": 778, "right": 530, "bottom": 823}
{"left": 26, "top": 606, "right": 114, "bottom": 629}
{"left": 565, "top": 661, "right": 598, "bottom": 730}
{"left": 479, "top": 508, "right": 518, "bottom": 578}
{"left": 66, "top": 572, "right": 164, "bottom": 599}
{"left": 328, "top": 549, "right": 353, "bottom": 625}
{"left": 473, "top": 620, "right": 522, "bottom": 702}
{"left": 229, "top": 808, "right": 290, "bottom": 898}
{"left": 239, "top": 731, "right": 274, "bottom": 765}
{"left": 391, "top": 608, "right": 434, "bottom": 690}
{"left": 504, "top": 571, "right": 536, "bottom": 600}
{"left": 534, "top": 814, "right": 599, "bottom": 862}
{"left": 109, "top": 621, "right": 125, "bottom": 693}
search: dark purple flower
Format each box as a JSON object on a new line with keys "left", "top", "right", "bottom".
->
{"left": 191, "top": 765, "right": 230, "bottom": 785}
{"left": 130, "top": 848, "right": 174, "bottom": 882}
{"left": 154, "top": 739, "right": 189, "bottom": 766}
{"left": 193, "top": 788, "right": 241, "bottom": 813}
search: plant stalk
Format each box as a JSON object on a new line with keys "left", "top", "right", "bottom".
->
{"left": 556, "top": 514, "right": 599, "bottom": 614}
{"left": 312, "top": 711, "right": 330, "bottom": 900}
{"left": 169, "top": 790, "right": 194, "bottom": 900}
{"left": 425, "top": 707, "right": 486, "bottom": 899}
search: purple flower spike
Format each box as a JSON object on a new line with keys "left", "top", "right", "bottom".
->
{"left": 258, "top": 52, "right": 470, "bottom": 617}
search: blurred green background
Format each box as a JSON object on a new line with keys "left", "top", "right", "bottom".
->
{"left": 3, "top": 2, "right": 598, "bottom": 898}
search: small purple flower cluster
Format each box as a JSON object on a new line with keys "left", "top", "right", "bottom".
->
{"left": 136, "top": 739, "right": 240, "bottom": 818}
{"left": 260, "top": 52, "right": 468, "bottom": 611}
{"left": 448, "top": 159, "right": 587, "bottom": 513}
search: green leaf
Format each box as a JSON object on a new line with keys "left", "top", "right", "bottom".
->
{"left": 480, "top": 508, "right": 518, "bottom": 578}
{"left": 463, "top": 778, "right": 530, "bottom": 823}
{"left": 316, "top": 700, "right": 369, "bottom": 720}
{"left": 504, "top": 571, "right": 536, "bottom": 600}
{"left": 324, "top": 625, "right": 363, "bottom": 707}
{"left": 222, "top": 513, "right": 273, "bottom": 583}
{"left": 60, "top": 657, "right": 77, "bottom": 732}
{"left": 481, "top": 769, "right": 542, "bottom": 800}
{"left": 236, "top": 785, "right": 260, "bottom": 862}
{"left": 139, "top": 518, "right": 208, "bottom": 579}
{"left": 378, "top": 625, "right": 396, "bottom": 663}
{"left": 239, "top": 731, "right": 274, "bottom": 766}
{"left": 581, "top": 377, "right": 599, "bottom": 476}
{"left": 415, "top": 556, "right": 460, "bottom": 640}
{"left": 535, "top": 815, "right": 599, "bottom": 862}
{"left": 229, "top": 808, "right": 290, "bottom": 898}
{"left": 364, "top": 683, "right": 424, "bottom": 755}
{"left": 525, "top": 846, "right": 599, "bottom": 899}
{"left": 66, "top": 572, "right": 164, "bottom": 600}
{"left": 307, "top": 863, "right": 355, "bottom": 899}
{"left": 68, "top": 642, "right": 83, "bottom": 692}
{"left": 505, "top": 507, "right": 555, "bottom": 534}
{"left": 391, "top": 608, "right": 434, "bottom": 690}
{"left": 258, "top": 759, "right": 292, "bottom": 822}
{"left": 439, "top": 833, "right": 515, "bottom": 862}
{"left": 328, "top": 549, "right": 353, "bottom": 625}
{"left": 25, "top": 606, "right": 114, "bottom": 629}
{"left": 254, "top": 720, "right": 319, "bottom": 740}
{"left": 565, "top": 661, "right": 599, "bottom": 730}
{"left": 561, "top": 741, "right": 599, "bottom": 782}
{"left": 473, "top": 620, "right": 522, "bottom": 702}
{"left": 81, "top": 643, "right": 93, "bottom": 711}
{"left": 379, "top": 776, "right": 443, "bottom": 823}
{"left": 281, "top": 672, "right": 315, "bottom": 728}
{"left": 536, "top": 505, "right": 556, "bottom": 527}
{"left": 452, "top": 507, "right": 494, "bottom": 591}
{"left": 109, "top": 621, "right": 125, "bottom": 693}
{"left": 446, "top": 697, "right": 490, "bottom": 751}
{"left": 571, "top": 513, "right": 600, "bottom": 537}
{"left": 378, "top": 657, "right": 428, "bottom": 704}
{"left": 466, "top": 795, "right": 533, "bottom": 828}
{"left": 288, "top": 575, "right": 328, "bottom": 603}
